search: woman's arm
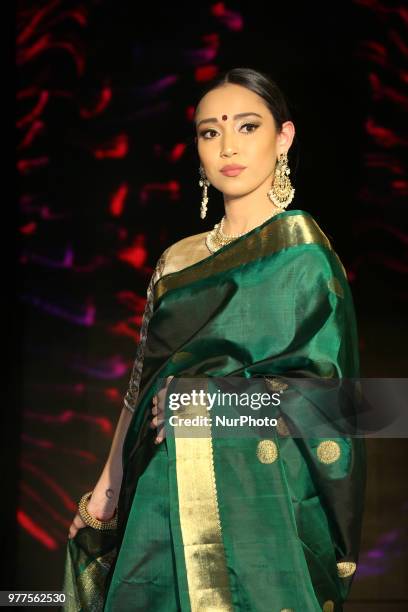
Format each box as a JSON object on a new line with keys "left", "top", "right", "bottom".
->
{"left": 85, "top": 407, "right": 134, "bottom": 520}
{"left": 68, "top": 251, "right": 168, "bottom": 538}
{"left": 68, "top": 403, "right": 138, "bottom": 537}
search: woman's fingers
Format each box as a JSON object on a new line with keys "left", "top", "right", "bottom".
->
{"left": 150, "top": 413, "right": 165, "bottom": 442}
{"left": 155, "top": 424, "right": 166, "bottom": 444}
{"left": 151, "top": 394, "right": 158, "bottom": 418}
{"left": 156, "top": 375, "right": 174, "bottom": 399}
{"left": 151, "top": 375, "right": 174, "bottom": 443}
{"left": 68, "top": 513, "right": 86, "bottom": 539}
{"left": 150, "top": 415, "right": 164, "bottom": 428}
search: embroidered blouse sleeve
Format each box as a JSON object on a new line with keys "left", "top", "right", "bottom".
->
{"left": 122, "top": 250, "right": 168, "bottom": 413}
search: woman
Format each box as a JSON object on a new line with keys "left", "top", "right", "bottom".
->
{"left": 63, "top": 68, "right": 366, "bottom": 612}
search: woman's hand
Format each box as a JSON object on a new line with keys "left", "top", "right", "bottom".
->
{"left": 150, "top": 375, "right": 174, "bottom": 444}
{"left": 68, "top": 490, "right": 117, "bottom": 539}
{"left": 68, "top": 511, "right": 87, "bottom": 539}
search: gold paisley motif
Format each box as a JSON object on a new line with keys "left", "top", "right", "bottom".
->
{"left": 322, "top": 601, "right": 335, "bottom": 612}
{"left": 280, "top": 609, "right": 295, "bottom": 612}
{"left": 316, "top": 440, "right": 341, "bottom": 464}
{"left": 327, "top": 276, "right": 344, "bottom": 298}
{"left": 276, "top": 416, "right": 291, "bottom": 437}
{"left": 256, "top": 439, "right": 278, "bottom": 463}
{"left": 337, "top": 560, "right": 357, "bottom": 578}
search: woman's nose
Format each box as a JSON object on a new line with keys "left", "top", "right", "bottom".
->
{"left": 221, "top": 146, "right": 234, "bottom": 157}
{"left": 220, "top": 129, "right": 238, "bottom": 157}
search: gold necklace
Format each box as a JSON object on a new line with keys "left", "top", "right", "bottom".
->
{"left": 206, "top": 209, "right": 281, "bottom": 253}
{"left": 219, "top": 215, "right": 247, "bottom": 239}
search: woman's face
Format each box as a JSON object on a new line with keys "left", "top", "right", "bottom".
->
{"left": 195, "top": 83, "right": 294, "bottom": 199}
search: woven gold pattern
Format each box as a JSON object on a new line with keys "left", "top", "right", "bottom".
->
{"left": 316, "top": 440, "right": 341, "bottom": 464}
{"left": 174, "top": 390, "right": 233, "bottom": 611}
{"left": 155, "top": 213, "right": 333, "bottom": 303}
{"left": 337, "top": 560, "right": 357, "bottom": 578}
{"left": 256, "top": 439, "right": 278, "bottom": 463}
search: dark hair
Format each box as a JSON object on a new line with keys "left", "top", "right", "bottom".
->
{"left": 194, "top": 67, "right": 299, "bottom": 177}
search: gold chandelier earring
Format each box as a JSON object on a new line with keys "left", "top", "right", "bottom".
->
{"left": 199, "top": 165, "right": 210, "bottom": 219}
{"left": 267, "top": 152, "right": 295, "bottom": 209}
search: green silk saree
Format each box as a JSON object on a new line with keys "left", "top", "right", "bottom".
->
{"left": 63, "top": 209, "right": 366, "bottom": 612}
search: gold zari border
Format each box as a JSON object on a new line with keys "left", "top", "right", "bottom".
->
{"left": 155, "top": 212, "right": 333, "bottom": 304}
{"left": 173, "top": 395, "right": 233, "bottom": 611}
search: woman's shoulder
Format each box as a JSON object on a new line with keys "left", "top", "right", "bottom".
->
{"left": 156, "top": 230, "right": 211, "bottom": 278}
{"left": 283, "top": 209, "right": 347, "bottom": 278}
{"left": 279, "top": 209, "right": 332, "bottom": 244}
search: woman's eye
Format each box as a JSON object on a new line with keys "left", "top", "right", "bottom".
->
{"left": 201, "top": 129, "right": 218, "bottom": 139}
{"left": 199, "top": 123, "right": 259, "bottom": 139}
{"left": 240, "top": 122, "right": 259, "bottom": 133}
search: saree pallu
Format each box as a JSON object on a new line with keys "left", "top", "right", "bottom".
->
{"left": 64, "top": 210, "right": 366, "bottom": 612}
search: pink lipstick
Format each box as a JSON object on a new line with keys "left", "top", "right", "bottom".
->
{"left": 220, "top": 164, "right": 247, "bottom": 177}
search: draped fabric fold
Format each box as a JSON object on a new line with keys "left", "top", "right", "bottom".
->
{"left": 63, "top": 209, "right": 366, "bottom": 612}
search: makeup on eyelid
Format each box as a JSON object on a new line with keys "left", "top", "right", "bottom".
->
{"left": 200, "top": 122, "right": 260, "bottom": 139}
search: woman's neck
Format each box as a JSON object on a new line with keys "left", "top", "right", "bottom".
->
{"left": 222, "top": 197, "right": 281, "bottom": 235}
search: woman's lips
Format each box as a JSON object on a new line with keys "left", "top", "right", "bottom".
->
{"left": 220, "top": 166, "right": 247, "bottom": 177}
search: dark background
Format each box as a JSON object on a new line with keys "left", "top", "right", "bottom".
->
{"left": 12, "top": 1, "right": 407, "bottom": 610}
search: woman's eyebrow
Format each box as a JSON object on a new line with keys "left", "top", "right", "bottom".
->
{"left": 196, "top": 112, "right": 263, "bottom": 129}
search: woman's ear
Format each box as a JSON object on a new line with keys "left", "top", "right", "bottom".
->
{"left": 278, "top": 121, "right": 296, "bottom": 151}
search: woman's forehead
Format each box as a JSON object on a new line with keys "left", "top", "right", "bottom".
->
{"left": 196, "top": 85, "right": 266, "bottom": 118}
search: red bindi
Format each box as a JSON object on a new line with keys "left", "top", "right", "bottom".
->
{"left": 222, "top": 114, "right": 228, "bottom": 121}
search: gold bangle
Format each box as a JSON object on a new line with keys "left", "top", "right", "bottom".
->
{"left": 78, "top": 490, "right": 118, "bottom": 531}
